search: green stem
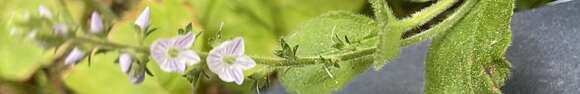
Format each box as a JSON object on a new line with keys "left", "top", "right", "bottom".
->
{"left": 370, "top": 0, "right": 397, "bottom": 23}
{"left": 399, "top": 0, "right": 458, "bottom": 31}
{"left": 73, "top": 35, "right": 147, "bottom": 52}
{"left": 402, "top": 0, "right": 479, "bottom": 46}
{"left": 357, "top": 0, "right": 477, "bottom": 46}
{"left": 73, "top": 34, "right": 376, "bottom": 66}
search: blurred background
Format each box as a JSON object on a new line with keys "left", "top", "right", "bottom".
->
{"left": 0, "top": 0, "right": 575, "bottom": 94}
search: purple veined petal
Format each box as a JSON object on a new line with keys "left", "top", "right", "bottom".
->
{"left": 222, "top": 37, "right": 245, "bottom": 56}
{"left": 135, "top": 6, "right": 150, "bottom": 31}
{"left": 178, "top": 50, "right": 200, "bottom": 65}
{"left": 160, "top": 59, "right": 186, "bottom": 73}
{"left": 174, "top": 32, "right": 196, "bottom": 48}
{"left": 208, "top": 37, "right": 244, "bottom": 58}
{"left": 234, "top": 56, "right": 256, "bottom": 70}
{"left": 150, "top": 38, "right": 172, "bottom": 65}
{"left": 216, "top": 67, "right": 235, "bottom": 82}
{"left": 90, "top": 11, "right": 103, "bottom": 34}
{"left": 119, "top": 53, "right": 132, "bottom": 74}
{"left": 52, "top": 23, "right": 67, "bottom": 36}
{"left": 38, "top": 5, "right": 52, "bottom": 18}
{"left": 230, "top": 68, "right": 244, "bottom": 85}
{"left": 206, "top": 52, "right": 225, "bottom": 74}
{"left": 64, "top": 47, "right": 84, "bottom": 65}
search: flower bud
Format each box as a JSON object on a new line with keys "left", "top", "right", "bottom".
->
{"left": 90, "top": 11, "right": 103, "bottom": 34}
{"left": 135, "top": 6, "right": 150, "bottom": 31}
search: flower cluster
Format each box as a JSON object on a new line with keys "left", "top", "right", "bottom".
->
{"left": 124, "top": 6, "right": 256, "bottom": 85}
{"left": 148, "top": 31, "right": 256, "bottom": 85}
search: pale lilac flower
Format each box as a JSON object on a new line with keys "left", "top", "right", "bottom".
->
{"left": 90, "top": 11, "right": 103, "bottom": 33}
{"left": 64, "top": 47, "right": 84, "bottom": 65}
{"left": 150, "top": 32, "right": 200, "bottom": 73}
{"left": 135, "top": 6, "right": 150, "bottom": 31}
{"left": 38, "top": 5, "right": 52, "bottom": 18}
{"left": 118, "top": 52, "right": 145, "bottom": 84}
{"left": 207, "top": 37, "right": 256, "bottom": 85}
{"left": 52, "top": 23, "right": 67, "bottom": 36}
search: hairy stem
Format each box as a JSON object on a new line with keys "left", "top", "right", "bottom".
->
{"left": 399, "top": 0, "right": 458, "bottom": 31}
{"left": 370, "top": 0, "right": 397, "bottom": 23}
{"left": 402, "top": 0, "right": 479, "bottom": 46}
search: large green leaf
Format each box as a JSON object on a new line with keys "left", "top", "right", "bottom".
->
{"left": 425, "top": 0, "right": 514, "bottom": 93}
{"left": 279, "top": 12, "right": 377, "bottom": 94}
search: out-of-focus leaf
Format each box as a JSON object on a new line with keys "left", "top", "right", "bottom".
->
{"left": 279, "top": 12, "right": 377, "bottom": 94}
{"left": 0, "top": 20, "right": 45, "bottom": 81}
{"left": 189, "top": 0, "right": 367, "bottom": 55}
{"left": 64, "top": 53, "right": 170, "bottom": 94}
{"left": 425, "top": 0, "right": 514, "bottom": 93}
{"left": 0, "top": 0, "right": 52, "bottom": 81}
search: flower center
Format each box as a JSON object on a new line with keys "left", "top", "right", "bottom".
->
{"left": 168, "top": 48, "right": 180, "bottom": 58}
{"left": 224, "top": 56, "right": 236, "bottom": 64}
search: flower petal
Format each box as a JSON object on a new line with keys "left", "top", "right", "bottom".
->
{"left": 135, "top": 6, "right": 150, "bottom": 30}
{"left": 174, "top": 32, "right": 196, "bottom": 48}
{"left": 64, "top": 47, "right": 84, "bottom": 65}
{"left": 178, "top": 50, "right": 200, "bottom": 65}
{"left": 119, "top": 53, "right": 132, "bottom": 74}
{"left": 217, "top": 67, "right": 234, "bottom": 82}
{"left": 160, "top": 59, "right": 186, "bottom": 73}
{"left": 235, "top": 56, "right": 256, "bottom": 70}
{"left": 211, "top": 37, "right": 245, "bottom": 57}
{"left": 90, "top": 11, "right": 103, "bottom": 33}
{"left": 150, "top": 39, "right": 172, "bottom": 65}
{"left": 230, "top": 68, "right": 244, "bottom": 85}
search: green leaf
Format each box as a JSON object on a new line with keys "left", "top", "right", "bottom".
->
{"left": 279, "top": 11, "right": 377, "bottom": 94}
{"left": 425, "top": 0, "right": 514, "bottom": 93}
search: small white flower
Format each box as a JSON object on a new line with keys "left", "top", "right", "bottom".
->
{"left": 119, "top": 52, "right": 132, "bottom": 74}
{"left": 150, "top": 32, "right": 200, "bottom": 73}
{"left": 207, "top": 37, "right": 256, "bottom": 85}
{"left": 135, "top": 6, "right": 150, "bottom": 31}
{"left": 118, "top": 52, "right": 145, "bottom": 84}
{"left": 90, "top": 11, "right": 103, "bottom": 33}
{"left": 38, "top": 5, "right": 52, "bottom": 18}
{"left": 64, "top": 47, "right": 85, "bottom": 65}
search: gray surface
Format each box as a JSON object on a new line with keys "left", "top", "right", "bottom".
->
{"left": 503, "top": 1, "right": 580, "bottom": 94}
{"left": 264, "top": 1, "right": 580, "bottom": 94}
